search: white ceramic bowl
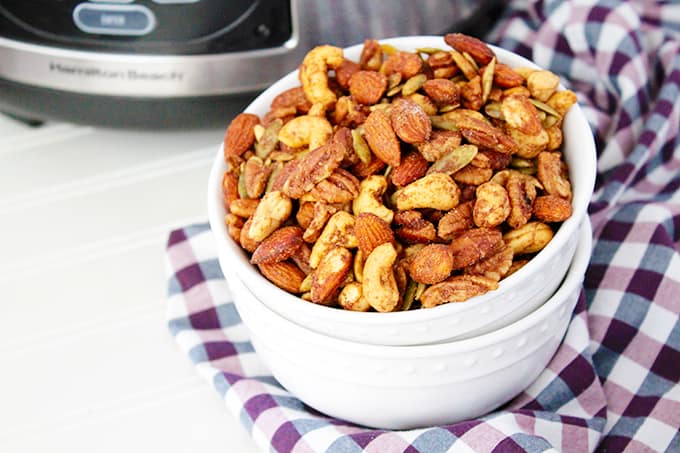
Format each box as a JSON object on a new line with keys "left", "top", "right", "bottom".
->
{"left": 226, "top": 219, "right": 592, "bottom": 430}
{"left": 208, "top": 35, "right": 597, "bottom": 346}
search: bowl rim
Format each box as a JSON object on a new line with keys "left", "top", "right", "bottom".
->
{"left": 208, "top": 35, "right": 597, "bottom": 326}
{"left": 228, "top": 217, "right": 592, "bottom": 357}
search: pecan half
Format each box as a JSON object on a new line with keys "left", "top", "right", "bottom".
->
{"left": 393, "top": 210, "right": 437, "bottom": 244}
{"left": 420, "top": 274, "right": 498, "bottom": 308}
{"left": 537, "top": 151, "right": 572, "bottom": 200}
{"left": 283, "top": 139, "right": 345, "bottom": 199}
{"left": 437, "top": 201, "right": 474, "bottom": 241}
{"left": 449, "top": 227, "right": 503, "bottom": 269}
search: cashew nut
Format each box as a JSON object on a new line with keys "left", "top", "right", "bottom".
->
{"left": 503, "top": 221, "right": 554, "bottom": 255}
{"left": 393, "top": 173, "right": 460, "bottom": 211}
{"left": 309, "top": 211, "right": 357, "bottom": 268}
{"left": 352, "top": 175, "right": 394, "bottom": 224}
{"left": 362, "top": 242, "right": 400, "bottom": 312}
{"left": 248, "top": 190, "right": 293, "bottom": 242}
{"left": 338, "top": 282, "right": 370, "bottom": 312}
{"left": 278, "top": 115, "right": 333, "bottom": 151}
{"left": 299, "top": 45, "right": 343, "bottom": 110}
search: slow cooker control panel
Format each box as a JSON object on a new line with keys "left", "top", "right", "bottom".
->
{"left": 0, "top": 0, "right": 292, "bottom": 54}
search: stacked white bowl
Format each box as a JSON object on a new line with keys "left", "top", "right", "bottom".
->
{"left": 207, "top": 37, "right": 597, "bottom": 429}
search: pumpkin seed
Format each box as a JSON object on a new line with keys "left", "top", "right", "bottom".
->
{"left": 269, "top": 151, "right": 295, "bottom": 162}
{"left": 482, "top": 57, "right": 496, "bottom": 103}
{"left": 427, "top": 144, "right": 478, "bottom": 175}
{"left": 387, "top": 72, "right": 402, "bottom": 90}
{"left": 517, "top": 166, "right": 537, "bottom": 176}
{"left": 237, "top": 164, "right": 248, "bottom": 199}
{"left": 380, "top": 43, "right": 399, "bottom": 56}
{"left": 299, "top": 273, "right": 313, "bottom": 293}
{"left": 351, "top": 128, "right": 372, "bottom": 164}
{"left": 401, "top": 73, "right": 427, "bottom": 96}
{"left": 510, "top": 156, "right": 535, "bottom": 169}
{"left": 353, "top": 249, "right": 364, "bottom": 282}
{"left": 387, "top": 84, "right": 403, "bottom": 97}
{"left": 542, "top": 114, "right": 559, "bottom": 128}
{"left": 414, "top": 282, "right": 426, "bottom": 301}
{"left": 416, "top": 47, "right": 445, "bottom": 55}
{"left": 430, "top": 115, "right": 459, "bottom": 131}
{"left": 264, "top": 161, "right": 283, "bottom": 193}
{"left": 383, "top": 165, "right": 392, "bottom": 178}
{"left": 484, "top": 102, "right": 503, "bottom": 119}
{"left": 402, "top": 279, "right": 418, "bottom": 311}
{"left": 253, "top": 124, "right": 265, "bottom": 142}
{"left": 254, "top": 118, "right": 283, "bottom": 159}
{"left": 529, "top": 98, "right": 561, "bottom": 118}
{"left": 450, "top": 50, "right": 477, "bottom": 80}
{"left": 438, "top": 104, "right": 459, "bottom": 113}
{"left": 462, "top": 51, "right": 479, "bottom": 72}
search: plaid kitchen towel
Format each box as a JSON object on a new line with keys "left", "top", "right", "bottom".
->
{"left": 166, "top": 0, "right": 680, "bottom": 451}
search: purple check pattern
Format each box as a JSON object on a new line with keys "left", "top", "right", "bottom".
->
{"left": 166, "top": 1, "right": 680, "bottom": 451}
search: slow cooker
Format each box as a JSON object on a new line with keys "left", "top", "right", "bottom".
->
{"left": 0, "top": 0, "right": 503, "bottom": 128}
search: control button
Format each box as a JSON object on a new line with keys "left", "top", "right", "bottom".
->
{"left": 152, "top": 0, "right": 200, "bottom": 3}
{"left": 73, "top": 3, "right": 156, "bottom": 36}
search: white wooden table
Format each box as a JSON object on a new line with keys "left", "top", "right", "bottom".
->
{"left": 0, "top": 115, "right": 260, "bottom": 452}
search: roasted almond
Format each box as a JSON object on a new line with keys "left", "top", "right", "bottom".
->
{"left": 444, "top": 33, "right": 495, "bottom": 65}
{"left": 390, "top": 151, "right": 429, "bottom": 187}
{"left": 335, "top": 58, "right": 361, "bottom": 89}
{"left": 258, "top": 260, "right": 306, "bottom": 293}
{"left": 349, "top": 70, "right": 388, "bottom": 105}
{"left": 354, "top": 212, "right": 395, "bottom": 256}
{"left": 270, "top": 86, "right": 312, "bottom": 113}
{"left": 532, "top": 195, "right": 573, "bottom": 222}
{"left": 492, "top": 63, "right": 525, "bottom": 88}
{"left": 251, "top": 226, "right": 304, "bottom": 264}
{"left": 363, "top": 108, "right": 401, "bottom": 167}
{"left": 223, "top": 113, "right": 259, "bottom": 157}
{"left": 422, "top": 78, "right": 460, "bottom": 106}
{"left": 390, "top": 98, "right": 432, "bottom": 144}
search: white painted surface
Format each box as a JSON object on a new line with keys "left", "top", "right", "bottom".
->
{"left": 0, "top": 114, "right": 260, "bottom": 453}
